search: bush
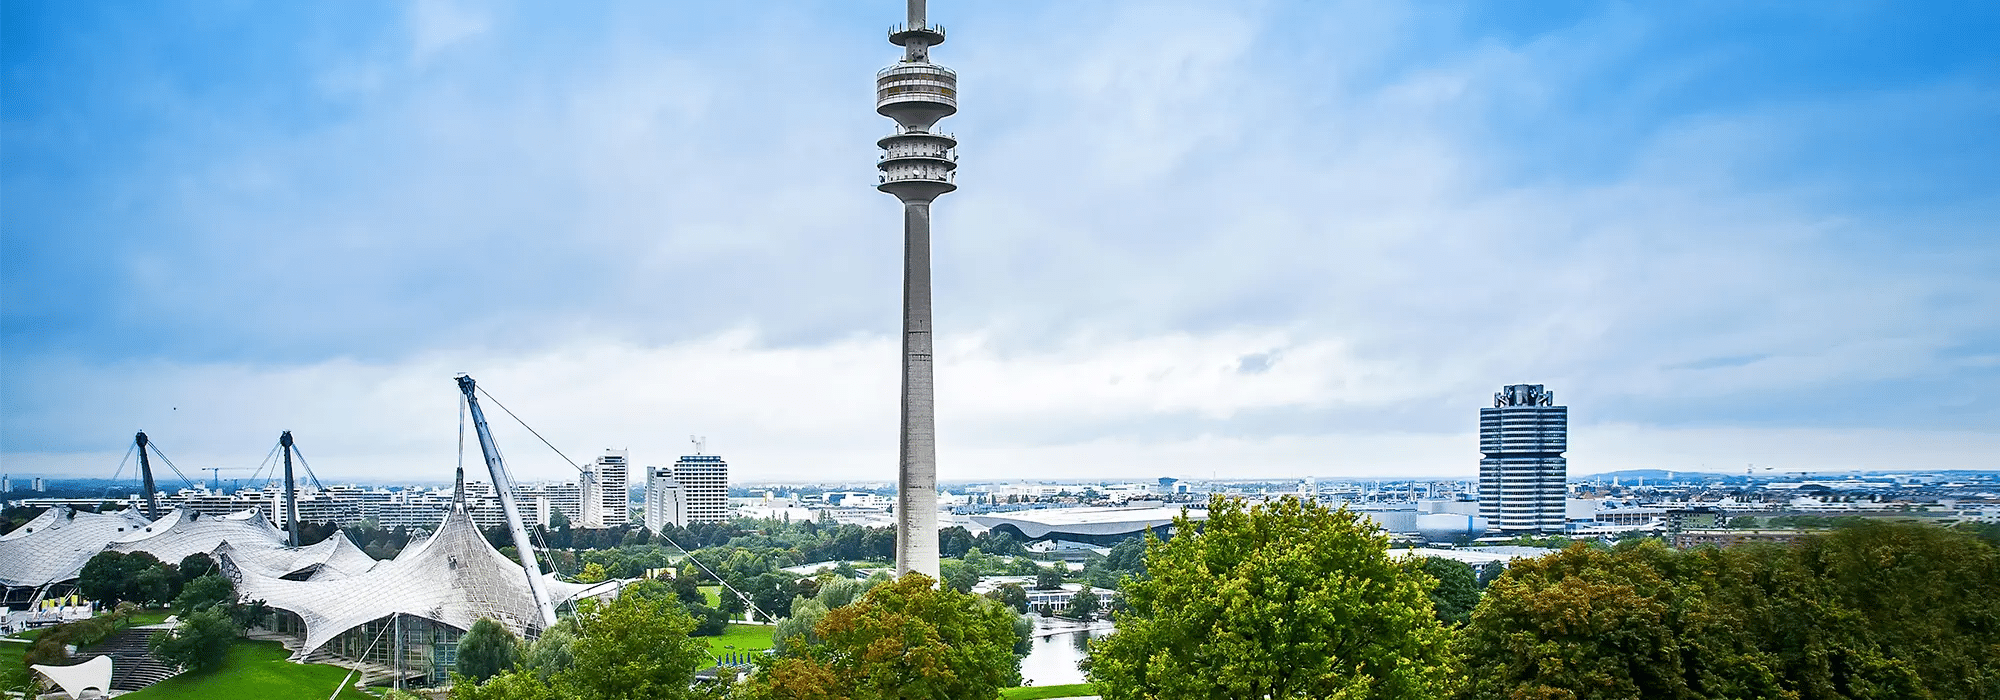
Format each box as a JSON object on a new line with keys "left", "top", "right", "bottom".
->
{"left": 149, "top": 607, "right": 240, "bottom": 672}
{"left": 22, "top": 606, "right": 136, "bottom": 666}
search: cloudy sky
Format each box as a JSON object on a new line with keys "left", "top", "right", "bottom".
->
{"left": 3, "top": 1, "right": 1996, "bottom": 485}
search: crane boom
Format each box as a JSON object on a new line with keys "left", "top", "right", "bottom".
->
{"left": 455, "top": 375, "right": 559, "bottom": 628}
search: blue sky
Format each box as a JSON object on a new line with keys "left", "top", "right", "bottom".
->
{"left": 3, "top": 0, "right": 1996, "bottom": 483}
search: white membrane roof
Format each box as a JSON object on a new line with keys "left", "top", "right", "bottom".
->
{"left": 229, "top": 508, "right": 591, "bottom": 658}
{"left": 108, "top": 508, "right": 288, "bottom": 565}
{"left": 32, "top": 654, "right": 113, "bottom": 698}
{"left": 0, "top": 507, "right": 153, "bottom": 589}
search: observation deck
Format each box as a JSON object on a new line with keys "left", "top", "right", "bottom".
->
{"left": 876, "top": 62, "right": 957, "bottom": 131}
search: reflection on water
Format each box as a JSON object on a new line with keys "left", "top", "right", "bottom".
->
{"left": 1018, "top": 617, "right": 1116, "bottom": 687}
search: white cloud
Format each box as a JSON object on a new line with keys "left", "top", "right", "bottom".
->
{"left": 6, "top": 1, "right": 1995, "bottom": 481}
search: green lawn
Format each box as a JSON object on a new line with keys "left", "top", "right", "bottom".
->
{"left": 130, "top": 608, "right": 174, "bottom": 626}
{"left": 1000, "top": 683, "right": 1097, "bottom": 699}
{"left": 700, "top": 624, "right": 774, "bottom": 668}
{"left": 0, "top": 638, "right": 27, "bottom": 672}
{"left": 121, "top": 639, "right": 371, "bottom": 699}
{"left": 699, "top": 584, "right": 722, "bottom": 607}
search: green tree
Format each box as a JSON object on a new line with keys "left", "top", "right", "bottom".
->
{"left": 133, "top": 565, "right": 177, "bottom": 606}
{"left": 1087, "top": 495, "right": 1457, "bottom": 700}
{"left": 985, "top": 582, "right": 1030, "bottom": 614}
{"left": 1417, "top": 557, "right": 1478, "bottom": 625}
{"left": 742, "top": 573, "right": 1023, "bottom": 700}
{"left": 773, "top": 597, "right": 829, "bottom": 654}
{"left": 173, "top": 574, "right": 236, "bottom": 617}
{"left": 1727, "top": 515, "right": 1759, "bottom": 529}
{"left": 523, "top": 621, "right": 577, "bottom": 681}
{"left": 1068, "top": 587, "right": 1100, "bottom": 621}
{"left": 815, "top": 577, "right": 865, "bottom": 609}
{"left": 1034, "top": 566, "right": 1064, "bottom": 590}
{"left": 177, "top": 553, "right": 218, "bottom": 582}
{"left": 1457, "top": 530, "right": 2000, "bottom": 700}
{"left": 670, "top": 573, "right": 705, "bottom": 606}
{"left": 78, "top": 551, "right": 167, "bottom": 606}
{"left": 149, "top": 606, "right": 240, "bottom": 672}
{"left": 1102, "top": 535, "right": 1147, "bottom": 579}
{"left": 685, "top": 602, "right": 729, "bottom": 636}
{"left": 1459, "top": 542, "right": 1716, "bottom": 700}
{"left": 457, "top": 618, "right": 523, "bottom": 683}
{"left": 453, "top": 584, "right": 708, "bottom": 700}
{"left": 938, "top": 558, "right": 978, "bottom": 593}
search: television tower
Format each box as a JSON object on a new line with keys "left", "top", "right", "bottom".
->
{"left": 877, "top": 0, "right": 956, "bottom": 580}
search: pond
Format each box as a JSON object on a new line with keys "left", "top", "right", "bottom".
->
{"left": 1017, "top": 616, "right": 1116, "bottom": 687}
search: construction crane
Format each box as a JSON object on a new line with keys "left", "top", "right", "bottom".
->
{"left": 199, "top": 467, "right": 255, "bottom": 491}
{"left": 456, "top": 374, "right": 559, "bottom": 628}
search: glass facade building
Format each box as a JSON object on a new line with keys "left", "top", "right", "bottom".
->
{"left": 1479, "top": 384, "right": 1567, "bottom": 534}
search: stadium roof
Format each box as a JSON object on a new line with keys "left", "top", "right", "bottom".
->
{"left": 107, "top": 508, "right": 288, "bottom": 565}
{"left": 227, "top": 507, "right": 603, "bottom": 658}
{"left": 0, "top": 506, "right": 152, "bottom": 589}
{"left": 216, "top": 530, "right": 379, "bottom": 581}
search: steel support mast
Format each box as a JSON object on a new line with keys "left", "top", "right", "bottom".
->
{"left": 135, "top": 431, "right": 159, "bottom": 520}
{"left": 455, "top": 374, "right": 559, "bottom": 628}
{"left": 280, "top": 431, "right": 299, "bottom": 547}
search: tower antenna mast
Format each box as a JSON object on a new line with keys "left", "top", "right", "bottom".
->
{"left": 876, "top": 0, "right": 957, "bottom": 581}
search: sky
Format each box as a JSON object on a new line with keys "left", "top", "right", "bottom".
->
{"left": 3, "top": 0, "right": 1997, "bottom": 485}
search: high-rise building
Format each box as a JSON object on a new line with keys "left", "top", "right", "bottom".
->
{"left": 643, "top": 465, "right": 686, "bottom": 532}
{"left": 579, "top": 450, "right": 630, "bottom": 528}
{"left": 1479, "top": 384, "right": 1568, "bottom": 534}
{"left": 671, "top": 455, "right": 729, "bottom": 524}
{"left": 31, "top": 477, "right": 46, "bottom": 492}
{"left": 877, "top": 0, "right": 956, "bottom": 580}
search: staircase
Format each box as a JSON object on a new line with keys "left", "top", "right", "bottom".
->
{"left": 87, "top": 628, "right": 184, "bottom": 692}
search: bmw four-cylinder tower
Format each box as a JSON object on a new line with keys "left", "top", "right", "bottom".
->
{"left": 877, "top": 0, "right": 956, "bottom": 579}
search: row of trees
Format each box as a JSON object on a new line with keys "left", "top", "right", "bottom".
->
{"left": 1075, "top": 495, "right": 2000, "bottom": 700}
{"left": 1460, "top": 524, "right": 2000, "bottom": 699}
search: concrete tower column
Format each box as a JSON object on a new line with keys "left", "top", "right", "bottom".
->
{"left": 876, "top": 0, "right": 956, "bottom": 580}
{"left": 898, "top": 201, "right": 939, "bottom": 579}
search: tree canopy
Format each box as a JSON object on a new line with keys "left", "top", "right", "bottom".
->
{"left": 1459, "top": 523, "right": 2000, "bottom": 700}
{"left": 742, "top": 573, "right": 1024, "bottom": 700}
{"left": 457, "top": 618, "right": 522, "bottom": 683}
{"left": 1086, "top": 495, "right": 1458, "bottom": 700}
{"left": 1417, "top": 557, "right": 1478, "bottom": 626}
{"left": 452, "top": 579, "right": 709, "bottom": 700}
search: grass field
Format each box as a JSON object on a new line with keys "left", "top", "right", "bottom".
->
{"left": 699, "top": 584, "right": 722, "bottom": 607}
{"left": 0, "top": 638, "right": 27, "bottom": 672}
{"left": 121, "top": 639, "right": 372, "bottom": 699}
{"left": 1000, "top": 683, "right": 1097, "bottom": 699}
{"left": 130, "top": 608, "right": 174, "bottom": 626}
{"left": 700, "top": 623, "right": 774, "bottom": 668}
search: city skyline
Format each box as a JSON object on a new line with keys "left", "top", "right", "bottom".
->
{"left": 4, "top": 2, "right": 1997, "bottom": 484}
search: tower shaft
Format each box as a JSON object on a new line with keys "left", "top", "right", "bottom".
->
{"left": 898, "top": 201, "right": 939, "bottom": 578}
